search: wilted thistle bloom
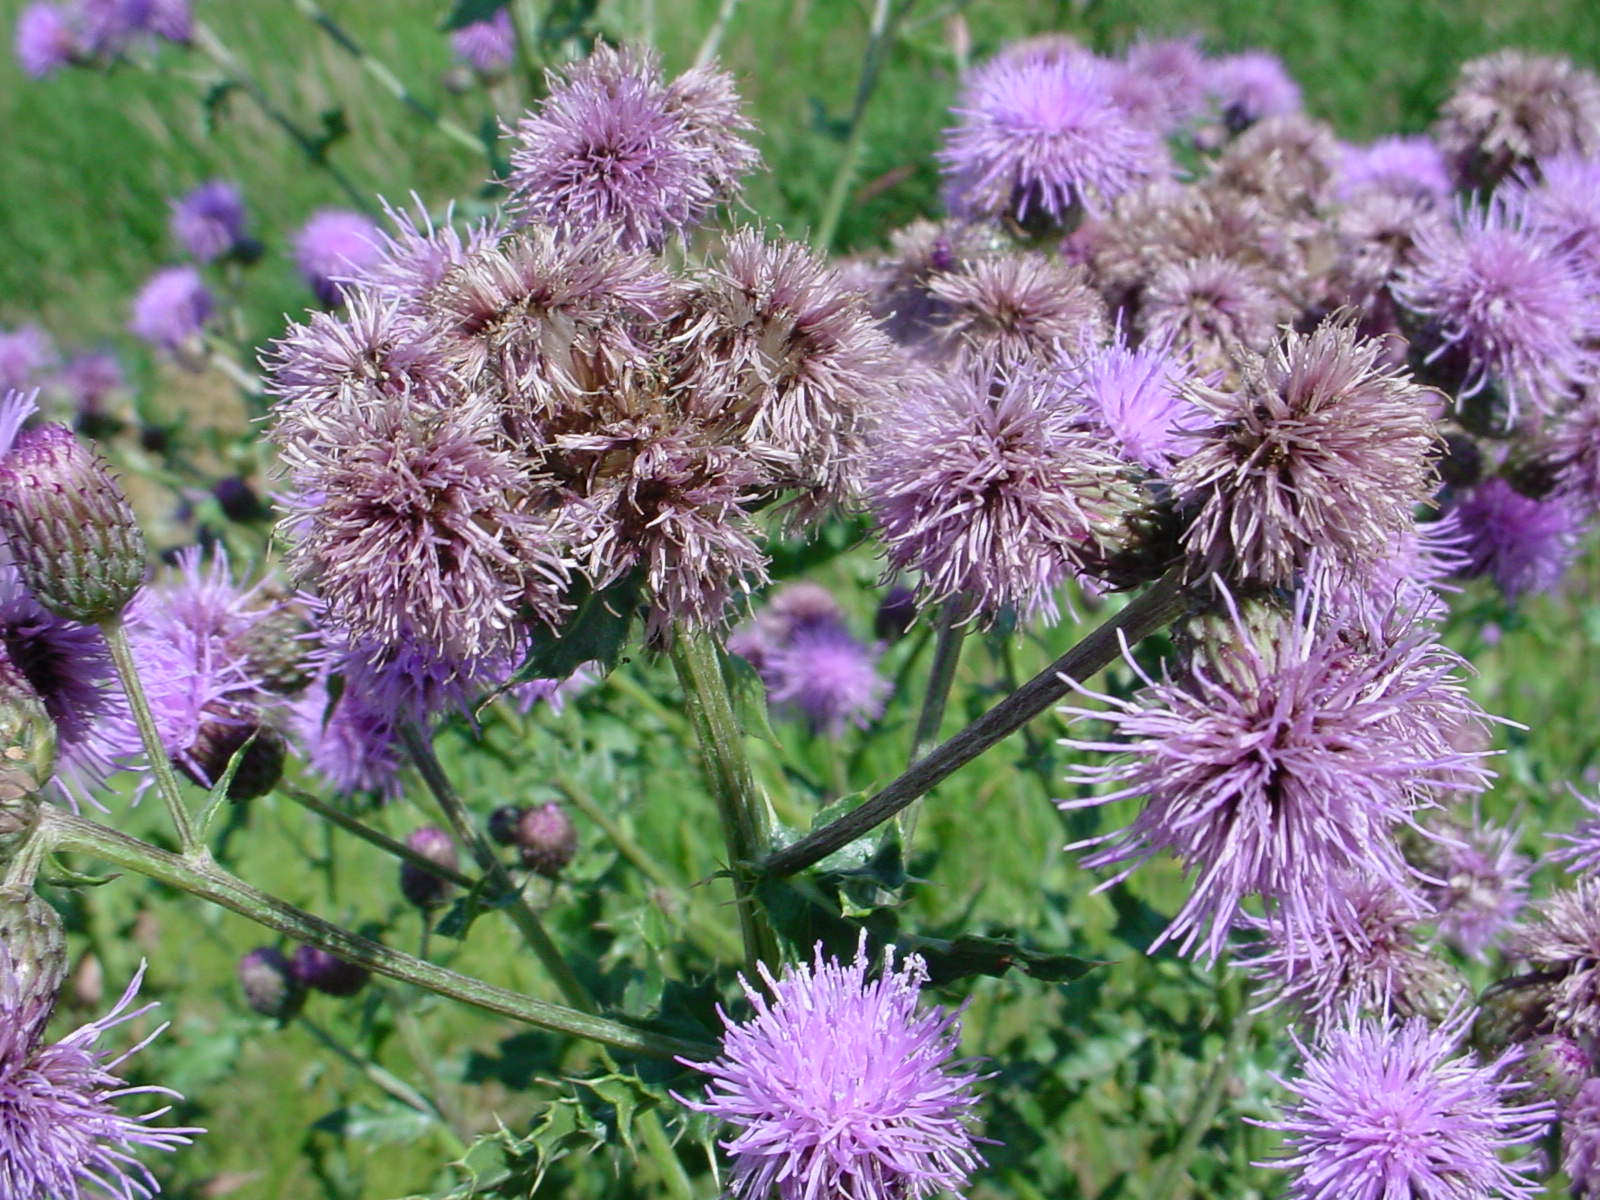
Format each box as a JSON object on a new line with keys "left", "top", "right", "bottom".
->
{"left": 1337, "top": 135, "right": 1453, "bottom": 202}
{"left": 360, "top": 200, "right": 502, "bottom": 322}
{"left": 1506, "top": 879, "right": 1600, "bottom": 1041}
{"left": 1450, "top": 476, "right": 1581, "bottom": 600}
{"left": 869, "top": 349, "right": 1136, "bottom": 622}
{"left": 1173, "top": 316, "right": 1441, "bottom": 589}
{"left": 1060, "top": 591, "right": 1494, "bottom": 963}
{"left": 676, "top": 939, "right": 987, "bottom": 1200}
{"left": 1206, "top": 51, "right": 1301, "bottom": 131}
{"left": 925, "top": 252, "right": 1108, "bottom": 360}
{"left": 449, "top": 8, "right": 513, "bottom": 75}
{"left": 1415, "top": 813, "right": 1531, "bottom": 959}
{"left": 1060, "top": 335, "right": 1198, "bottom": 471}
{"left": 1137, "top": 254, "right": 1285, "bottom": 367}
{"left": 127, "top": 265, "right": 212, "bottom": 356}
{"left": 1239, "top": 872, "right": 1460, "bottom": 1028}
{"left": 507, "top": 43, "right": 758, "bottom": 250}
{"left": 168, "top": 179, "right": 247, "bottom": 263}
{"left": 14, "top": 2, "right": 76, "bottom": 77}
{"left": 292, "top": 209, "right": 382, "bottom": 307}
{"left": 1255, "top": 1007, "right": 1553, "bottom": 1200}
{"left": 0, "top": 323, "right": 56, "bottom": 393}
{"left": 0, "top": 891, "right": 200, "bottom": 1199}
{"left": 1394, "top": 197, "right": 1600, "bottom": 423}
{"left": 941, "top": 48, "right": 1167, "bottom": 226}
{"left": 1434, "top": 50, "right": 1600, "bottom": 185}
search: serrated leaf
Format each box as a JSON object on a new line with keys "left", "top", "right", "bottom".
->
{"left": 441, "top": 0, "right": 510, "bottom": 31}
{"left": 512, "top": 572, "right": 641, "bottom": 685}
{"left": 902, "top": 933, "right": 1103, "bottom": 987}
{"left": 434, "top": 874, "right": 516, "bottom": 941}
{"left": 722, "top": 652, "right": 778, "bottom": 744}
{"left": 196, "top": 729, "right": 264, "bottom": 838}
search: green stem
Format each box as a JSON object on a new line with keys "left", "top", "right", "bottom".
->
{"left": 301, "top": 1015, "right": 465, "bottom": 1152}
{"left": 391, "top": 1002, "right": 473, "bottom": 1147}
{"left": 693, "top": 0, "right": 743, "bottom": 68}
{"left": 291, "top": 0, "right": 485, "bottom": 156}
{"left": 399, "top": 723, "right": 596, "bottom": 1014}
{"left": 280, "top": 785, "right": 475, "bottom": 891}
{"left": 638, "top": 1106, "right": 696, "bottom": 1200}
{"left": 508, "top": 0, "right": 544, "bottom": 96}
{"left": 812, "top": 0, "right": 910, "bottom": 250}
{"left": 1151, "top": 978, "right": 1253, "bottom": 1199}
{"left": 761, "top": 568, "right": 1190, "bottom": 876}
{"left": 191, "top": 22, "right": 374, "bottom": 214}
{"left": 41, "top": 808, "right": 710, "bottom": 1062}
{"left": 667, "top": 625, "right": 780, "bottom": 974}
{"left": 98, "top": 617, "right": 198, "bottom": 856}
{"left": 898, "top": 602, "right": 967, "bottom": 848}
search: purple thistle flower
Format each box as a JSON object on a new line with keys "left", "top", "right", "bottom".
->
{"left": 131, "top": 0, "right": 190, "bottom": 44}
{"left": 398, "top": 826, "right": 458, "bottom": 909}
{"left": 1435, "top": 50, "right": 1600, "bottom": 186}
{"left": 0, "top": 324, "right": 57, "bottom": 394}
{"left": 867, "top": 349, "right": 1136, "bottom": 622}
{"left": 1511, "top": 152, "right": 1600, "bottom": 276}
{"left": 1564, "top": 1078, "right": 1600, "bottom": 1196}
{"left": 763, "top": 624, "right": 891, "bottom": 738}
{"left": 940, "top": 49, "right": 1168, "bottom": 226}
{"left": 728, "top": 582, "right": 846, "bottom": 672}
{"left": 515, "top": 802, "right": 578, "bottom": 878}
{"left": 1059, "top": 335, "right": 1198, "bottom": 471}
{"left": 676, "top": 938, "right": 988, "bottom": 1200}
{"left": 292, "top": 209, "right": 383, "bottom": 307}
{"left": 926, "top": 252, "right": 1109, "bottom": 360}
{"left": 507, "top": 43, "right": 759, "bottom": 250}
{"left": 1550, "top": 391, "right": 1600, "bottom": 513}
{"left": 1136, "top": 255, "right": 1285, "bottom": 366}
{"left": 1059, "top": 591, "right": 1494, "bottom": 963}
{"left": 1254, "top": 1007, "right": 1553, "bottom": 1200}
{"left": 127, "top": 265, "right": 212, "bottom": 356}
{"left": 1506, "top": 878, "right": 1600, "bottom": 1041}
{"left": 287, "top": 675, "right": 403, "bottom": 798}
{"left": 14, "top": 3, "right": 75, "bottom": 77}
{"left": 1118, "top": 36, "right": 1208, "bottom": 132}
{"left": 449, "top": 8, "right": 514, "bottom": 75}
{"left": 1552, "top": 785, "right": 1600, "bottom": 878}
{"left": 263, "top": 291, "right": 456, "bottom": 413}
{"left": 1394, "top": 196, "right": 1600, "bottom": 422}
{"left": 1449, "top": 476, "right": 1581, "bottom": 600}
{"left": 1173, "top": 316, "right": 1442, "bottom": 589}
{"left": 360, "top": 199, "right": 502, "bottom": 321}
{"left": 168, "top": 180, "right": 247, "bottom": 263}
{"left": 1206, "top": 51, "right": 1301, "bottom": 131}
{"left": 0, "top": 952, "right": 201, "bottom": 1198}
{"left": 55, "top": 351, "right": 126, "bottom": 423}
{"left": 1239, "top": 872, "right": 1458, "bottom": 1027}
{"left": 1337, "top": 135, "right": 1453, "bottom": 201}
{"left": 1417, "top": 813, "right": 1531, "bottom": 959}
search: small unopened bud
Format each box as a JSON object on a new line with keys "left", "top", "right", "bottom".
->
{"left": 227, "top": 606, "right": 314, "bottom": 696}
{"left": 874, "top": 586, "right": 918, "bottom": 641}
{"left": 176, "top": 703, "right": 285, "bottom": 800}
{"left": 0, "top": 656, "right": 52, "bottom": 865}
{"left": 487, "top": 805, "right": 525, "bottom": 847}
{"left": 0, "top": 424, "right": 147, "bottom": 623}
{"left": 213, "top": 477, "right": 265, "bottom": 523}
{"left": 0, "top": 888, "right": 67, "bottom": 1045}
{"left": 238, "top": 946, "right": 305, "bottom": 1021}
{"left": 1475, "top": 972, "right": 1562, "bottom": 1052}
{"left": 516, "top": 802, "right": 577, "bottom": 878}
{"left": 399, "top": 826, "right": 459, "bottom": 910}
{"left": 1523, "top": 1033, "right": 1595, "bottom": 1102}
{"left": 291, "top": 944, "right": 370, "bottom": 998}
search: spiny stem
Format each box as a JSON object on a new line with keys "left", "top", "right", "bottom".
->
{"left": 42, "top": 808, "right": 711, "bottom": 1061}
{"left": 98, "top": 617, "right": 198, "bottom": 856}
{"left": 399, "top": 723, "right": 595, "bottom": 1014}
{"left": 668, "top": 624, "right": 781, "bottom": 974}
{"left": 898, "top": 601, "right": 967, "bottom": 848}
{"left": 812, "top": 0, "right": 910, "bottom": 250}
{"left": 280, "top": 785, "right": 475, "bottom": 891}
{"left": 291, "top": 0, "right": 485, "bottom": 156}
{"left": 761, "top": 568, "right": 1190, "bottom": 876}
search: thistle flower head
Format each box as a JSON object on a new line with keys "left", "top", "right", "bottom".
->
{"left": 286, "top": 676, "right": 402, "bottom": 798}
{"left": 926, "top": 252, "right": 1108, "bottom": 360}
{"left": 168, "top": 180, "right": 247, "bottom": 263}
{"left": 1509, "top": 152, "right": 1600, "bottom": 279}
{"left": 1394, "top": 196, "right": 1600, "bottom": 422}
{"left": 1210, "top": 114, "right": 1341, "bottom": 214}
{"left": 1060, "top": 335, "right": 1199, "bottom": 471}
{"left": 293, "top": 209, "right": 383, "bottom": 307}
{"left": 1337, "top": 135, "right": 1453, "bottom": 202}
{"left": 263, "top": 291, "right": 456, "bottom": 413}
{"left": 515, "top": 802, "right": 578, "bottom": 878}
{"left": 1563, "top": 1077, "right": 1600, "bottom": 1196}
{"left": 1206, "top": 51, "right": 1301, "bottom": 131}
{"left": 449, "top": 8, "right": 513, "bottom": 75}
{"left": 1255, "top": 1007, "right": 1553, "bottom": 1200}
{"left": 1506, "top": 878, "right": 1600, "bottom": 1041}
{"left": 14, "top": 3, "right": 76, "bottom": 77}
{"left": 1435, "top": 50, "right": 1600, "bottom": 186}
{"left": 398, "top": 826, "right": 458, "bottom": 909}
{"left": 1060, "top": 590, "right": 1494, "bottom": 962}
{"left": 0, "top": 937, "right": 201, "bottom": 1200}
{"left": 762, "top": 624, "right": 891, "bottom": 739}
{"left": 360, "top": 200, "right": 502, "bottom": 321}
{"left": 1450, "top": 476, "right": 1581, "bottom": 600}
{"left": 236, "top": 947, "right": 304, "bottom": 1022}
{"left": 1137, "top": 255, "right": 1285, "bottom": 367}
{"left": 1551, "top": 786, "right": 1600, "bottom": 879}
{"left": 941, "top": 48, "right": 1168, "bottom": 225}
{"left": 0, "top": 325, "right": 56, "bottom": 394}
{"left": 1173, "top": 316, "right": 1442, "bottom": 589}
{"left": 507, "top": 43, "right": 758, "bottom": 250}
{"left": 676, "top": 938, "right": 988, "bottom": 1200}
{"left": 0, "top": 419, "right": 147, "bottom": 624}
{"left": 1118, "top": 36, "right": 1208, "bottom": 131}
{"left": 1416, "top": 813, "right": 1531, "bottom": 959}
{"left": 127, "top": 265, "right": 212, "bottom": 355}
{"left": 56, "top": 351, "right": 126, "bottom": 425}
{"left": 868, "top": 349, "right": 1136, "bottom": 622}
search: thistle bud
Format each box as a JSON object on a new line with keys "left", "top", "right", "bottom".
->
{"left": 0, "top": 652, "right": 54, "bottom": 864}
{"left": 1522, "top": 1033, "right": 1595, "bottom": 1102}
{"left": 291, "top": 944, "right": 370, "bottom": 998}
{"left": 176, "top": 703, "right": 285, "bottom": 800}
{"left": 0, "top": 888, "right": 67, "bottom": 1045}
{"left": 874, "top": 586, "right": 918, "bottom": 642}
{"left": 237, "top": 946, "right": 305, "bottom": 1022}
{"left": 398, "top": 826, "right": 459, "bottom": 910}
{"left": 515, "top": 802, "right": 577, "bottom": 878}
{"left": 0, "top": 424, "right": 147, "bottom": 623}
{"left": 487, "top": 804, "right": 525, "bottom": 847}
{"left": 227, "top": 606, "right": 315, "bottom": 696}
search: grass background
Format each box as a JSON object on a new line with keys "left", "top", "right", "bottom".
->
{"left": 2, "top": 0, "right": 1600, "bottom": 1197}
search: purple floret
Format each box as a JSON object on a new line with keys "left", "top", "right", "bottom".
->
{"left": 450, "top": 9, "right": 514, "bottom": 75}
{"left": 292, "top": 209, "right": 383, "bottom": 307}
{"left": 127, "top": 265, "right": 212, "bottom": 354}
{"left": 169, "top": 180, "right": 247, "bottom": 262}
{"left": 1450, "top": 476, "right": 1582, "bottom": 600}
